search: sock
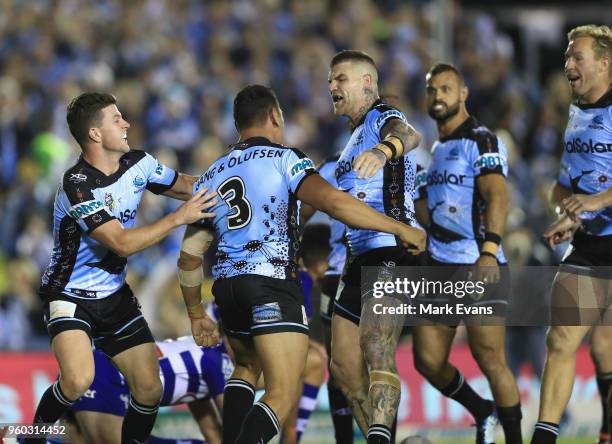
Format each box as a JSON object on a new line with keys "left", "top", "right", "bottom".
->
{"left": 531, "top": 421, "right": 559, "bottom": 444}
{"left": 223, "top": 378, "right": 255, "bottom": 444}
{"left": 597, "top": 372, "right": 612, "bottom": 437}
{"left": 328, "top": 376, "right": 354, "bottom": 444}
{"left": 23, "top": 381, "right": 76, "bottom": 444}
{"left": 296, "top": 383, "right": 321, "bottom": 443}
{"left": 440, "top": 369, "right": 493, "bottom": 422}
{"left": 235, "top": 401, "right": 280, "bottom": 444}
{"left": 367, "top": 424, "right": 392, "bottom": 444}
{"left": 121, "top": 396, "right": 159, "bottom": 444}
{"left": 497, "top": 403, "right": 523, "bottom": 444}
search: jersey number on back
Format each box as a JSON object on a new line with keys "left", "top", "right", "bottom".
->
{"left": 218, "top": 176, "right": 252, "bottom": 230}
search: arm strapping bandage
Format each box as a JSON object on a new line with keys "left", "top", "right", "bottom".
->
{"left": 181, "top": 227, "right": 213, "bottom": 257}
{"left": 177, "top": 227, "right": 211, "bottom": 287}
{"left": 178, "top": 267, "right": 204, "bottom": 287}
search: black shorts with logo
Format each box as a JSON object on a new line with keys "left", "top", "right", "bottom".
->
{"left": 561, "top": 230, "right": 612, "bottom": 274}
{"left": 419, "top": 257, "right": 510, "bottom": 326}
{"left": 212, "top": 274, "right": 310, "bottom": 338}
{"left": 41, "top": 284, "right": 154, "bottom": 357}
{"left": 320, "top": 274, "right": 341, "bottom": 326}
{"left": 334, "top": 246, "right": 425, "bottom": 326}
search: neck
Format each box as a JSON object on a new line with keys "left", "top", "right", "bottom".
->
{"left": 437, "top": 109, "right": 470, "bottom": 138}
{"left": 82, "top": 146, "right": 122, "bottom": 176}
{"left": 579, "top": 81, "right": 612, "bottom": 105}
{"left": 239, "top": 127, "right": 279, "bottom": 145}
{"left": 348, "top": 94, "right": 378, "bottom": 129}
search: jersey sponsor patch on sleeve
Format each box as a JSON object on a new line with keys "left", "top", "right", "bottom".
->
{"left": 375, "top": 109, "right": 407, "bottom": 128}
{"left": 68, "top": 199, "right": 105, "bottom": 220}
{"left": 289, "top": 158, "right": 315, "bottom": 177}
{"left": 472, "top": 152, "right": 505, "bottom": 170}
{"left": 49, "top": 300, "right": 77, "bottom": 320}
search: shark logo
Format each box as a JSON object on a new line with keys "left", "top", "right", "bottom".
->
{"left": 589, "top": 114, "right": 605, "bottom": 130}
{"left": 446, "top": 147, "right": 460, "bottom": 160}
{"left": 570, "top": 169, "right": 594, "bottom": 194}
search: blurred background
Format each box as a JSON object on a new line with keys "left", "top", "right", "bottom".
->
{"left": 0, "top": 0, "right": 610, "bottom": 442}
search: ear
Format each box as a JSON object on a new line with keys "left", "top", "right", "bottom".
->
{"left": 460, "top": 85, "right": 469, "bottom": 103}
{"left": 600, "top": 56, "right": 610, "bottom": 75}
{"left": 88, "top": 127, "right": 102, "bottom": 144}
{"left": 363, "top": 73, "right": 373, "bottom": 88}
{"left": 269, "top": 106, "right": 282, "bottom": 128}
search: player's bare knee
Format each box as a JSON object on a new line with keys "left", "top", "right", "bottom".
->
{"left": 330, "top": 359, "right": 358, "bottom": 392}
{"left": 414, "top": 349, "right": 445, "bottom": 379}
{"left": 60, "top": 372, "right": 94, "bottom": 400}
{"left": 546, "top": 327, "right": 580, "bottom": 356}
{"left": 131, "top": 376, "right": 163, "bottom": 404}
{"left": 361, "top": 338, "right": 395, "bottom": 372}
{"left": 473, "top": 348, "right": 506, "bottom": 377}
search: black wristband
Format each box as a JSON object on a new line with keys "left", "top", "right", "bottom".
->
{"left": 379, "top": 140, "right": 397, "bottom": 159}
{"left": 479, "top": 251, "right": 497, "bottom": 259}
{"left": 484, "top": 232, "right": 502, "bottom": 245}
{"left": 372, "top": 146, "right": 389, "bottom": 161}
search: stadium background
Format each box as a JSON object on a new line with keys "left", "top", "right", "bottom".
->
{"left": 0, "top": 0, "right": 610, "bottom": 442}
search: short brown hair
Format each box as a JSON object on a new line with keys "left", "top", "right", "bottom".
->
{"left": 66, "top": 92, "right": 116, "bottom": 149}
{"left": 568, "top": 25, "right": 612, "bottom": 77}
{"left": 330, "top": 50, "right": 377, "bottom": 70}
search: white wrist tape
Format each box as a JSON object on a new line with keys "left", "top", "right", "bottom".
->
{"left": 178, "top": 266, "right": 204, "bottom": 287}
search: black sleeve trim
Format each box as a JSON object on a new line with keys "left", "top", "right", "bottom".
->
{"left": 294, "top": 170, "right": 319, "bottom": 196}
{"left": 146, "top": 170, "right": 179, "bottom": 194}
{"left": 85, "top": 213, "right": 117, "bottom": 233}
{"left": 475, "top": 169, "right": 504, "bottom": 178}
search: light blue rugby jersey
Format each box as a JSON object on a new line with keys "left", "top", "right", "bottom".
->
{"left": 40, "top": 150, "right": 177, "bottom": 299}
{"left": 416, "top": 117, "right": 508, "bottom": 264}
{"left": 194, "top": 137, "right": 317, "bottom": 280}
{"left": 335, "top": 100, "right": 418, "bottom": 256}
{"left": 558, "top": 89, "right": 612, "bottom": 236}
{"left": 317, "top": 155, "right": 347, "bottom": 276}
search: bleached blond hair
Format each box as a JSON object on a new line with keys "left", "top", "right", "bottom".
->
{"left": 568, "top": 25, "right": 612, "bottom": 77}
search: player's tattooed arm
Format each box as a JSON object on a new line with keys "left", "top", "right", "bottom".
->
{"left": 379, "top": 118, "right": 422, "bottom": 158}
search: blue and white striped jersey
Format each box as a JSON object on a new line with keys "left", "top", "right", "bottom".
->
{"left": 156, "top": 336, "right": 233, "bottom": 405}
{"left": 317, "top": 155, "right": 347, "bottom": 276}
{"left": 335, "top": 100, "right": 418, "bottom": 256}
{"left": 193, "top": 137, "right": 317, "bottom": 280}
{"left": 417, "top": 117, "right": 508, "bottom": 264}
{"left": 559, "top": 89, "right": 612, "bottom": 236}
{"left": 40, "top": 150, "right": 177, "bottom": 299}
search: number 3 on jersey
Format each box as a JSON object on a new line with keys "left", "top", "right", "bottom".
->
{"left": 218, "top": 176, "right": 252, "bottom": 229}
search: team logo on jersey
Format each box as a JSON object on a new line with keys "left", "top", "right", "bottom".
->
{"left": 252, "top": 302, "right": 282, "bottom": 324}
{"left": 133, "top": 175, "right": 146, "bottom": 192}
{"left": 68, "top": 199, "right": 104, "bottom": 219}
{"left": 290, "top": 158, "right": 315, "bottom": 176}
{"left": 104, "top": 193, "right": 115, "bottom": 212}
{"left": 446, "top": 147, "right": 460, "bottom": 160}
{"left": 589, "top": 114, "right": 605, "bottom": 130}
{"left": 69, "top": 173, "right": 87, "bottom": 183}
{"left": 155, "top": 163, "right": 164, "bottom": 175}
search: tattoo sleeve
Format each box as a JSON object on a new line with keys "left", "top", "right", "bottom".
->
{"left": 379, "top": 118, "right": 422, "bottom": 157}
